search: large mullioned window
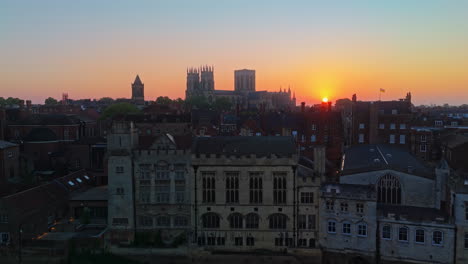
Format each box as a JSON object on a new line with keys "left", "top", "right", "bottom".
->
{"left": 377, "top": 174, "right": 402, "bottom": 204}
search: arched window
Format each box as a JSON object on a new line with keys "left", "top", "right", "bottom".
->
{"left": 202, "top": 213, "right": 220, "bottom": 228}
{"left": 246, "top": 213, "right": 259, "bottom": 229}
{"left": 269, "top": 213, "right": 287, "bottom": 229}
{"left": 229, "top": 213, "right": 243, "bottom": 229}
{"left": 156, "top": 215, "right": 170, "bottom": 227}
{"left": 377, "top": 174, "right": 402, "bottom": 204}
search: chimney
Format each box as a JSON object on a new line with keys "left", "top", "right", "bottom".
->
{"left": 301, "top": 102, "right": 305, "bottom": 113}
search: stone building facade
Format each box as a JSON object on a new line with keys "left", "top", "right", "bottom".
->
{"left": 191, "top": 136, "right": 300, "bottom": 250}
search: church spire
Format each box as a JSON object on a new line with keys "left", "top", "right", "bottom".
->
{"left": 133, "top": 74, "right": 143, "bottom": 85}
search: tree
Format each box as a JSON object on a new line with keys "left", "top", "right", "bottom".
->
{"left": 185, "top": 96, "right": 210, "bottom": 110}
{"left": 44, "top": 97, "right": 58, "bottom": 105}
{"left": 100, "top": 102, "right": 141, "bottom": 120}
{"left": 155, "top": 96, "right": 172, "bottom": 105}
{"left": 0, "top": 97, "right": 22, "bottom": 106}
{"left": 98, "top": 97, "right": 114, "bottom": 104}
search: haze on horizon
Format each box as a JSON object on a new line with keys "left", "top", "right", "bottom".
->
{"left": 1, "top": 0, "right": 468, "bottom": 106}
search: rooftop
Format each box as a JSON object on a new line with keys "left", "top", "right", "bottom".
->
{"left": 378, "top": 204, "right": 450, "bottom": 223}
{"left": 342, "top": 144, "right": 432, "bottom": 178}
{"left": 192, "top": 136, "right": 296, "bottom": 157}
{"left": 0, "top": 140, "right": 18, "bottom": 149}
{"left": 70, "top": 185, "right": 107, "bottom": 201}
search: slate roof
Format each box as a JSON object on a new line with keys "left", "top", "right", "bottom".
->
{"left": 192, "top": 136, "right": 296, "bottom": 157}
{"left": 24, "top": 127, "right": 58, "bottom": 142}
{"left": 0, "top": 140, "right": 18, "bottom": 149}
{"left": 342, "top": 144, "right": 432, "bottom": 178}
{"left": 321, "top": 183, "right": 376, "bottom": 200}
{"left": 12, "top": 114, "right": 81, "bottom": 125}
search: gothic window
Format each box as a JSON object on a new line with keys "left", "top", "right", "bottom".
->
{"left": 300, "top": 192, "right": 314, "bottom": 204}
{"left": 225, "top": 172, "right": 239, "bottom": 203}
{"left": 249, "top": 172, "right": 263, "bottom": 204}
{"left": 273, "top": 172, "right": 287, "bottom": 204}
{"left": 155, "top": 161, "right": 170, "bottom": 180}
{"left": 229, "top": 213, "right": 243, "bottom": 229}
{"left": 202, "top": 213, "right": 220, "bottom": 228}
{"left": 155, "top": 184, "right": 170, "bottom": 203}
{"left": 139, "top": 164, "right": 151, "bottom": 179}
{"left": 175, "top": 184, "right": 185, "bottom": 203}
{"left": 202, "top": 172, "right": 216, "bottom": 203}
{"left": 269, "top": 213, "right": 287, "bottom": 229}
{"left": 174, "top": 164, "right": 186, "bottom": 180}
{"left": 377, "top": 174, "right": 402, "bottom": 204}
{"left": 246, "top": 213, "right": 259, "bottom": 229}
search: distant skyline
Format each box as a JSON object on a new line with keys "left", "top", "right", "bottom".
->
{"left": 1, "top": 0, "right": 468, "bottom": 105}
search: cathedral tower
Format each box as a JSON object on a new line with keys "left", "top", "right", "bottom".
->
{"left": 200, "top": 65, "right": 214, "bottom": 91}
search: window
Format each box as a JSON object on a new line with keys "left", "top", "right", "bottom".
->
{"left": 342, "top": 222, "right": 351, "bottom": 235}
{"left": 311, "top": 135, "right": 317, "bottom": 142}
{"left": 0, "top": 233, "right": 9, "bottom": 244}
{"left": 398, "top": 227, "right": 408, "bottom": 241}
{"left": 207, "top": 237, "right": 216, "bottom": 245}
{"left": 300, "top": 192, "right": 314, "bottom": 204}
{"left": 273, "top": 172, "right": 287, "bottom": 204}
{"left": 389, "top": 134, "right": 395, "bottom": 144}
{"left": 139, "top": 187, "right": 151, "bottom": 203}
{"left": 464, "top": 233, "right": 468, "bottom": 248}
{"left": 202, "top": 213, "right": 220, "bottom": 228}
{"left": 174, "top": 216, "right": 188, "bottom": 227}
{"left": 115, "top": 166, "right": 124, "bottom": 173}
{"left": 174, "top": 164, "right": 186, "bottom": 180}
{"left": 359, "top": 123, "right": 365, "bottom": 129}
{"left": 421, "top": 135, "right": 427, "bottom": 142}
{"left": 269, "top": 214, "right": 287, "bottom": 229}
{"left": 116, "top": 188, "right": 124, "bottom": 195}
{"left": 112, "top": 218, "right": 129, "bottom": 225}
{"left": 249, "top": 172, "right": 263, "bottom": 204}
{"left": 311, "top": 124, "right": 317, "bottom": 130}
{"left": 399, "top": 135, "right": 406, "bottom": 144}
{"left": 139, "top": 216, "right": 153, "bottom": 227}
{"left": 139, "top": 164, "right": 151, "bottom": 179}
{"left": 308, "top": 215, "right": 316, "bottom": 229}
{"left": 433, "top": 231, "right": 443, "bottom": 245}
{"left": 420, "top": 144, "right": 427, "bottom": 152}
{"left": 415, "top": 229, "right": 425, "bottom": 243}
{"left": 356, "top": 203, "right": 364, "bottom": 213}
{"left": 392, "top": 109, "right": 398, "bottom": 115}
{"left": 390, "top": 123, "right": 396, "bottom": 129}
{"left": 298, "top": 215, "right": 306, "bottom": 229}
{"left": 225, "top": 172, "right": 239, "bottom": 204}
{"left": 358, "top": 223, "right": 367, "bottom": 237}
{"left": 382, "top": 225, "right": 391, "bottom": 239}
{"left": 217, "top": 237, "right": 225, "bottom": 245}
{"left": 327, "top": 220, "right": 336, "bottom": 233}
{"left": 358, "top": 134, "right": 364, "bottom": 143}
{"left": 155, "top": 184, "right": 170, "bottom": 203}
{"left": 156, "top": 216, "right": 170, "bottom": 227}
{"left": 298, "top": 238, "right": 307, "bottom": 247}
{"left": 155, "top": 162, "right": 170, "bottom": 180}
{"left": 451, "top": 121, "right": 458, "bottom": 126}
{"left": 0, "top": 214, "right": 8, "bottom": 224}
{"left": 435, "top": 120, "right": 443, "bottom": 126}
{"left": 229, "top": 213, "right": 243, "bottom": 229}
{"left": 326, "top": 200, "right": 335, "bottom": 211}
{"left": 377, "top": 174, "right": 402, "bottom": 204}
{"left": 400, "top": 124, "right": 406, "bottom": 129}
{"left": 275, "top": 237, "right": 283, "bottom": 246}
{"left": 379, "top": 123, "right": 385, "bottom": 129}
{"left": 246, "top": 237, "right": 255, "bottom": 246}
{"left": 340, "top": 202, "right": 348, "bottom": 212}
{"left": 202, "top": 172, "right": 216, "bottom": 203}
{"left": 246, "top": 213, "right": 259, "bottom": 229}
{"left": 175, "top": 184, "right": 185, "bottom": 203}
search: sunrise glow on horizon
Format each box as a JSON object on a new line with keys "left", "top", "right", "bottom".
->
{"left": 1, "top": 0, "right": 468, "bottom": 105}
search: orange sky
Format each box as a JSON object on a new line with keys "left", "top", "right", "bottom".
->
{"left": 1, "top": 1, "right": 468, "bottom": 105}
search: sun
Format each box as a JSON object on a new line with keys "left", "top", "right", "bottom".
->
{"left": 322, "top": 97, "right": 329, "bottom": 103}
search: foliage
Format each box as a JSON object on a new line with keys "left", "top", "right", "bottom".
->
{"left": 45, "top": 97, "right": 59, "bottom": 105}
{"left": 98, "top": 97, "right": 114, "bottom": 104}
{"left": 100, "top": 102, "right": 141, "bottom": 120}
{"left": 185, "top": 96, "right": 210, "bottom": 110}
{"left": 0, "top": 97, "right": 22, "bottom": 106}
{"left": 155, "top": 96, "right": 173, "bottom": 105}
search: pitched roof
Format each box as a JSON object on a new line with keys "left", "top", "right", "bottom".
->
{"left": 133, "top": 75, "right": 143, "bottom": 85}
{"left": 192, "top": 136, "right": 296, "bottom": 157}
{"left": 0, "top": 140, "right": 18, "bottom": 149}
{"left": 342, "top": 144, "right": 432, "bottom": 178}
